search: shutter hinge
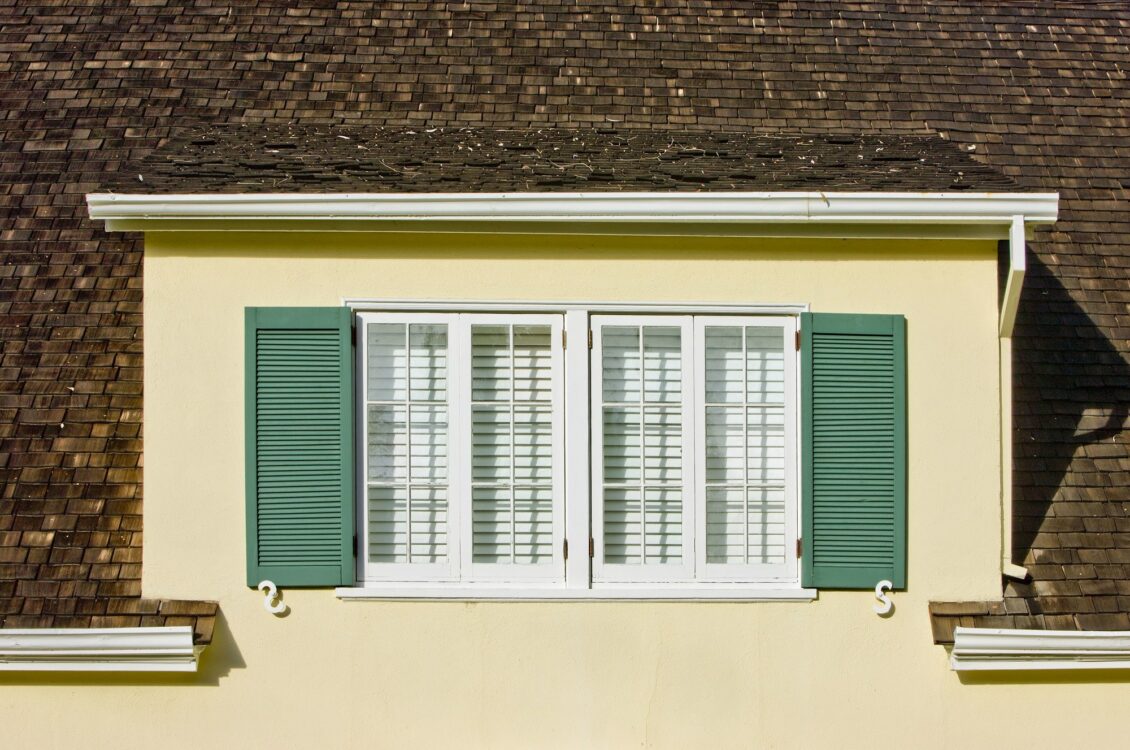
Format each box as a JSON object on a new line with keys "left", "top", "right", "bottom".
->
{"left": 589, "top": 538, "right": 595, "bottom": 558}
{"left": 563, "top": 539, "right": 569, "bottom": 560}
{"left": 352, "top": 534, "right": 358, "bottom": 557}
{"left": 587, "top": 329, "right": 593, "bottom": 349}
{"left": 796, "top": 538, "right": 803, "bottom": 557}
{"left": 351, "top": 324, "right": 358, "bottom": 347}
{"left": 795, "top": 330, "right": 801, "bottom": 351}
{"left": 562, "top": 330, "right": 567, "bottom": 349}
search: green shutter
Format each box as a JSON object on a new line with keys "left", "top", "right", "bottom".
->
{"left": 800, "top": 313, "right": 907, "bottom": 590}
{"left": 245, "top": 307, "right": 355, "bottom": 587}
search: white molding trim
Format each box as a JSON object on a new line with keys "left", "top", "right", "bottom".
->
{"left": 336, "top": 585, "right": 816, "bottom": 601}
{"left": 0, "top": 626, "right": 201, "bottom": 672}
{"left": 86, "top": 191, "right": 1059, "bottom": 234}
{"left": 950, "top": 627, "right": 1130, "bottom": 671}
{"left": 344, "top": 300, "right": 810, "bottom": 314}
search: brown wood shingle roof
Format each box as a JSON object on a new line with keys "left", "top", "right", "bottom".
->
{"left": 109, "top": 127, "right": 1018, "bottom": 193}
{"left": 2, "top": 1, "right": 1129, "bottom": 645}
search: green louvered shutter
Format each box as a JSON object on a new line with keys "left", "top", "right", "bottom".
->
{"left": 245, "top": 307, "right": 355, "bottom": 587}
{"left": 800, "top": 313, "right": 906, "bottom": 590}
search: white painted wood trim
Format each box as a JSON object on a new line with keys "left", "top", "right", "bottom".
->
{"left": 336, "top": 585, "right": 814, "bottom": 601}
{"left": 87, "top": 191, "right": 1060, "bottom": 228}
{"left": 345, "top": 300, "right": 810, "bottom": 315}
{"left": 950, "top": 627, "right": 1130, "bottom": 671}
{"left": 0, "top": 626, "right": 200, "bottom": 672}
{"left": 563, "top": 309, "right": 592, "bottom": 589}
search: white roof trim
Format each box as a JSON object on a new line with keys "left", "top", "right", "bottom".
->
{"left": 86, "top": 191, "right": 1059, "bottom": 232}
{"left": 0, "top": 626, "right": 201, "bottom": 672}
{"left": 951, "top": 626, "right": 1130, "bottom": 671}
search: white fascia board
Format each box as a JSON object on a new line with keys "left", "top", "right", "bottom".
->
{"left": 0, "top": 626, "right": 200, "bottom": 672}
{"left": 86, "top": 191, "right": 1060, "bottom": 231}
{"left": 951, "top": 627, "right": 1130, "bottom": 671}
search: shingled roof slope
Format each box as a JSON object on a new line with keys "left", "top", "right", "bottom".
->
{"left": 112, "top": 127, "right": 1018, "bottom": 193}
{"left": 2, "top": 1, "right": 1129, "bottom": 644}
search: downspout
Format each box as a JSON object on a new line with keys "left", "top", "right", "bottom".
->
{"left": 1000, "top": 216, "right": 1029, "bottom": 581}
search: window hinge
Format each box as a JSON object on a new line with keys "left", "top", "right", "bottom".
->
{"left": 795, "top": 330, "right": 801, "bottom": 351}
{"left": 351, "top": 325, "right": 358, "bottom": 347}
{"left": 589, "top": 538, "right": 595, "bottom": 558}
{"left": 587, "top": 329, "right": 593, "bottom": 349}
{"left": 352, "top": 534, "right": 358, "bottom": 557}
{"left": 563, "top": 539, "right": 569, "bottom": 560}
{"left": 796, "top": 538, "right": 803, "bottom": 557}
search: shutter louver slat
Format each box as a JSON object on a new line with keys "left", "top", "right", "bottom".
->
{"left": 801, "top": 313, "right": 907, "bottom": 590}
{"left": 245, "top": 307, "right": 354, "bottom": 587}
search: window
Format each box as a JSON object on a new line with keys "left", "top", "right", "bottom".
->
{"left": 359, "top": 313, "right": 565, "bottom": 584}
{"left": 355, "top": 309, "right": 797, "bottom": 589}
{"left": 591, "top": 316, "right": 797, "bottom": 585}
{"left": 244, "top": 305, "right": 906, "bottom": 597}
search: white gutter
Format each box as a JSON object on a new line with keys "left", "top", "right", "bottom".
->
{"left": 86, "top": 191, "right": 1059, "bottom": 227}
{"left": 999, "top": 216, "right": 1032, "bottom": 581}
{"left": 0, "top": 626, "right": 201, "bottom": 672}
{"left": 951, "top": 627, "right": 1130, "bottom": 671}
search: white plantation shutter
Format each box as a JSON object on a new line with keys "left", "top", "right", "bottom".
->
{"left": 365, "top": 322, "right": 451, "bottom": 571}
{"left": 361, "top": 312, "right": 563, "bottom": 584}
{"left": 469, "top": 323, "right": 557, "bottom": 568}
{"left": 594, "top": 318, "right": 694, "bottom": 581}
{"left": 697, "top": 318, "right": 797, "bottom": 580}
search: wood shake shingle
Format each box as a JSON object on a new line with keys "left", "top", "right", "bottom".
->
{"left": 0, "top": 1, "right": 1128, "bottom": 645}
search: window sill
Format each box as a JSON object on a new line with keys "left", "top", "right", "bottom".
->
{"left": 336, "top": 585, "right": 816, "bottom": 602}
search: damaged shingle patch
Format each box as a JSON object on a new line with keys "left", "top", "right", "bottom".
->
{"left": 108, "top": 127, "right": 1017, "bottom": 195}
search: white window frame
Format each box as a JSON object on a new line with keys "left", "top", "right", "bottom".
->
{"left": 693, "top": 315, "right": 798, "bottom": 584}
{"left": 344, "top": 301, "right": 811, "bottom": 600}
{"left": 357, "top": 312, "right": 566, "bottom": 586}
{"left": 590, "top": 315, "right": 697, "bottom": 584}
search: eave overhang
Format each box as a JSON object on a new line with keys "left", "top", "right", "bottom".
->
{"left": 86, "top": 190, "right": 1059, "bottom": 238}
{"left": 951, "top": 627, "right": 1130, "bottom": 671}
{"left": 0, "top": 626, "right": 202, "bottom": 672}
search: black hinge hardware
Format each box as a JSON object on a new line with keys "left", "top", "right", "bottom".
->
{"left": 589, "top": 538, "right": 595, "bottom": 558}
{"left": 351, "top": 325, "right": 358, "bottom": 347}
{"left": 587, "top": 329, "right": 593, "bottom": 349}
{"left": 563, "top": 539, "right": 569, "bottom": 560}
{"left": 352, "top": 534, "right": 358, "bottom": 557}
{"left": 795, "top": 330, "right": 801, "bottom": 351}
{"left": 796, "top": 538, "right": 802, "bottom": 557}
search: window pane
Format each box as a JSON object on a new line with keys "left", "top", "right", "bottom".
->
{"left": 368, "top": 323, "right": 407, "bottom": 402}
{"left": 600, "top": 324, "right": 684, "bottom": 567}
{"left": 367, "top": 321, "right": 449, "bottom": 566}
{"left": 471, "top": 325, "right": 511, "bottom": 402}
{"left": 703, "top": 324, "right": 787, "bottom": 566}
{"left": 601, "top": 327, "right": 640, "bottom": 403}
{"left": 470, "top": 323, "right": 555, "bottom": 567}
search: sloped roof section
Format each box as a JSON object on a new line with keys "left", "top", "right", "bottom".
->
{"left": 1, "top": 1, "right": 1129, "bottom": 644}
{"left": 111, "top": 127, "right": 1017, "bottom": 194}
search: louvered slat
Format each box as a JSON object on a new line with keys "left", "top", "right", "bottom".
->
{"left": 245, "top": 307, "right": 354, "bottom": 587}
{"left": 801, "top": 313, "right": 907, "bottom": 589}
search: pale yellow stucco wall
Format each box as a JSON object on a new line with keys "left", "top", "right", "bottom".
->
{"left": 5, "top": 231, "right": 1129, "bottom": 749}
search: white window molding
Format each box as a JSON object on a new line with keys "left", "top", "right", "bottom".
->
{"left": 336, "top": 585, "right": 816, "bottom": 601}
{"left": 355, "top": 304, "right": 804, "bottom": 597}
{"left": 0, "top": 626, "right": 201, "bottom": 672}
{"left": 950, "top": 627, "right": 1130, "bottom": 671}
